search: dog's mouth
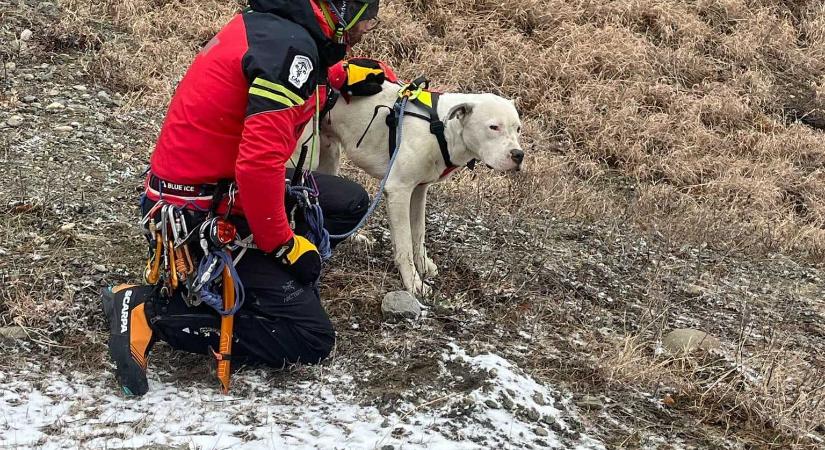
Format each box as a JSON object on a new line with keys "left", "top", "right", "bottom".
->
{"left": 484, "top": 163, "right": 522, "bottom": 172}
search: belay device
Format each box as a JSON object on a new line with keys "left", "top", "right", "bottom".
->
{"left": 140, "top": 181, "right": 245, "bottom": 394}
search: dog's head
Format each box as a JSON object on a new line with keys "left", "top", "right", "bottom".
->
{"left": 447, "top": 95, "right": 524, "bottom": 171}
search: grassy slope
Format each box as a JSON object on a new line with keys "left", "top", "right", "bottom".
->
{"left": 2, "top": 0, "right": 824, "bottom": 448}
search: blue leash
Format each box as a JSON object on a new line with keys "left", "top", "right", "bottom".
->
{"left": 327, "top": 96, "right": 409, "bottom": 241}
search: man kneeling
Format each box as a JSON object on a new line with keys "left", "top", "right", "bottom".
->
{"left": 101, "top": 0, "right": 382, "bottom": 396}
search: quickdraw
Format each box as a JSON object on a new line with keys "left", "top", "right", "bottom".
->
{"left": 140, "top": 179, "right": 245, "bottom": 394}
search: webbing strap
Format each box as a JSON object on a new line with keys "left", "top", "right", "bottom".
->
{"left": 385, "top": 89, "right": 457, "bottom": 170}
{"left": 426, "top": 93, "right": 455, "bottom": 168}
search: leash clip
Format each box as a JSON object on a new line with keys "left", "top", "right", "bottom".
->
{"left": 398, "top": 76, "right": 429, "bottom": 101}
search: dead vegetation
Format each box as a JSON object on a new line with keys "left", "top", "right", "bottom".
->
{"left": 2, "top": 0, "right": 824, "bottom": 447}
{"left": 45, "top": 1, "right": 825, "bottom": 257}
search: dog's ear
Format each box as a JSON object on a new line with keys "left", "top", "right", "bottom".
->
{"left": 447, "top": 103, "right": 473, "bottom": 123}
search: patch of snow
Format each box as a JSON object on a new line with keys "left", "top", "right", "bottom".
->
{"left": 1, "top": 346, "right": 604, "bottom": 449}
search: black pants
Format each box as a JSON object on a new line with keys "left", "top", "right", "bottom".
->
{"left": 144, "top": 171, "right": 369, "bottom": 367}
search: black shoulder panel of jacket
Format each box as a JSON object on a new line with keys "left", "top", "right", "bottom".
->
{"left": 241, "top": 11, "right": 320, "bottom": 117}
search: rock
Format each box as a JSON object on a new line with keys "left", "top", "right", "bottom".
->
{"left": 22, "top": 95, "right": 36, "bottom": 103}
{"left": 534, "top": 426, "right": 549, "bottom": 437}
{"left": 60, "top": 223, "right": 76, "bottom": 232}
{"left": 45, "top": 101, "right": 65, "bottom": 110}
{"left": 7, "top": 40, "right": 23, "bottom": 53}
{"left": 4, "top": 62, "right": 16, "bottom": 72}
{"left": 380, "top": 418, "right": 391, "bottom": 428}
{"left": 525, "top": 407, "right": 541, "bottom": 421}
{"left": 381, "top": 291, "right": 421, "bottom": 322}
{"left": 97, "top": 90, "right": 111, "bottom": 101}
{"left": 532, "top": 391, "right": 547, "bottom": 406}
{"left": 22, "top": 73, "right": 34, "bottom": 81}
{"left": 381, "top": 446, "right": 395, "bottom": 450}
{"left": 6, "top": 115, "right": 24, "bottom": 127}
{"left": 20, "top": 29, "right": 33, "bottom": 41}
{"left": 575, "top": 395, "right": 604, "bottom": 411}
{"left": 0, "top": 326, "right": 27, "bottom": 341}
{"left": 684, "top": 283, "right": 705, "bottom": 297}
{"left": 662, "top": 328, "right": 720, "bottom": 355}
{"left": 484, "top": 399, "right": 499, "bottom": 409}
{"left": 541, "top": 414, "right": 557, "bottom": 426}
{"left": 54, "top": 125, "right": 74, "bottom": 132}
{"left": 72, "top": 84, "right": 87, "bottom": 92}
{"left": 499, "top": 393, "right": 515, "bottom": 410}
{"left": 93, "top": 264, "right": 107, "bottom": 273}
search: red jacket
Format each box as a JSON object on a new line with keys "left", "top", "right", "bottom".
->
{"left": 147, "top": 2, "right": 343, "bottom": 253}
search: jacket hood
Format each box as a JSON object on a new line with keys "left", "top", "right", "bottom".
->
{"left": 249, "top": 0, "right": 346, "bottom": 68}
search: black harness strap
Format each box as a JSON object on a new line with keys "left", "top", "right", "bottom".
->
{"left": 357, "top": 79, "right": 478, "bottom": 175}
{"left": 210, "top": 179, "right": 232, "bottom": 216}
{"left": 320, "top": 86, "right": 339, "bottom": 121}
{"left": 426, "top": 93, "right": 455, "bottom": 168}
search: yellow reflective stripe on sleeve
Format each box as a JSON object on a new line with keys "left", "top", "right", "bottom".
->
{"left": 248, "top": 87, "right": 294, "bottom": 108}
{"left": 252, "top": 78, "right": 305, "bottom": 106}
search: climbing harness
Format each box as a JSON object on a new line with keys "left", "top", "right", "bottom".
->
{"left": 140, "top": 176, "right": 245, "bottom": 393}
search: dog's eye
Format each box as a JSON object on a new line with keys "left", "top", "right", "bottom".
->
{"left": 489, "top": 125, "right": 500, "bottom": 131}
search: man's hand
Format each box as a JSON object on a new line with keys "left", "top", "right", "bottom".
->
{"left": 273, "top": 235, "right": 321, "bottom": 285}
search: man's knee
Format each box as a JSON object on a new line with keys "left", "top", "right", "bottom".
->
{"left": 316, "top": 174, "right": 370, "bottom": 218}
{"left": 304, "top": 327, "right": 335, "bottom": 364}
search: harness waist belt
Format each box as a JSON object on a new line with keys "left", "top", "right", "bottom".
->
{"left": 148, "top": 175, "right": 218, "bottom": 198}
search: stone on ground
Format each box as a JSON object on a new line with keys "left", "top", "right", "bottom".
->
{"left": 6, "top": 115, "right": 24, "bottom": 127}
{"left": 663, "top": 328, "right": 720, "bottom": 355}
{"left": 382, "top": 291, "right": 421, "bottom": 322}
{"left": 0, "top": 326, "right": 27, "bottom": 342}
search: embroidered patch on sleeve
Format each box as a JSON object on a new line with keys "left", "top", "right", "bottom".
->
{"left": 288, "top": 55, "right": 313, "bottom": 89}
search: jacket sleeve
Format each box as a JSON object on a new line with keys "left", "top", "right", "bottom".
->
{"left": 237, "top": 43, "right": 319, "bottom": 253}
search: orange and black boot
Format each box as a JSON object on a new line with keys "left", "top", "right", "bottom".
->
{"left": 101, "top": 284, "right": 157, "bottom": 396}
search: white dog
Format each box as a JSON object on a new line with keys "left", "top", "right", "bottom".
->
{"left": 293, "top": 82, "right": 524, "bottom": 296}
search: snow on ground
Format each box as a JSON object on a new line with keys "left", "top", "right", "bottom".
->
{"left": 1, "top": 344, "right": 604, "bottom": 449}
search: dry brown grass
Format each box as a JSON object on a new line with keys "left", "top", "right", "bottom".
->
{"left": 48, "top": 0, "right": 825, "bottom": 259}
{"left": 602, "top": 332, "right": 825, "bottom": 447}
{"left": 35, "top": 0, "right": 825, "bottom": 446}
{"left": 51, "top": 0, "right": 241, "bottom": 101}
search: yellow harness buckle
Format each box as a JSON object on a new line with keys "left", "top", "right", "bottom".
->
{"left": 398, "top": 77, "right": 429, "bottom": 101}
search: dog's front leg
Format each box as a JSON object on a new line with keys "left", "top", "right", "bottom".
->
{"left": 385, "top": 184, "right": 431, "bottom": 297}
{"left": 410, "top": 184, "right": 438, "bottom": 279}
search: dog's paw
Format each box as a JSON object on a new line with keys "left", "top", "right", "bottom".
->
{"left": 409, "top": 274, "right": 432, "bottom": 298}
{"left": 423, "top": 257, "right": 439, "bottom": 278}
{"left": 414, "top": 253, "right": 438, "bottom": 278}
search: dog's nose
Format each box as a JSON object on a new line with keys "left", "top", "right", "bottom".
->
{"left": 510, "top": 149, "right": 524, "bottom": 164}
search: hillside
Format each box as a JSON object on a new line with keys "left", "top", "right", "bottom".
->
{"left": 1, "top": 0, "right": 824, "bottom": 448}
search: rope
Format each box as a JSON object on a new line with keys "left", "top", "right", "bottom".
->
{"left": 287, "top": 179, "right": 332, "bottom": 260}
{"left": 193, "top": 250, "right": 244, "bottom": 316}
{"left": 327, "top": 96, "right": 409, "bottom": 240}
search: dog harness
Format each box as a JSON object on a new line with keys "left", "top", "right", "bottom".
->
{"left": 356, "top": 77, "right": 477, "bottom": 179}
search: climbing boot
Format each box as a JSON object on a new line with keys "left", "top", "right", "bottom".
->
{"left": 101, "top": 284, "right": 157, "bottom": 396}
